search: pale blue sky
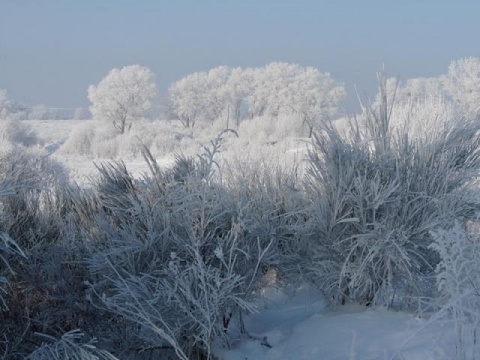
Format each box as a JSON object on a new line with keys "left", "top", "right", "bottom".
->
{"left": 1, "top": 0, "right": 479, "bottom": 112}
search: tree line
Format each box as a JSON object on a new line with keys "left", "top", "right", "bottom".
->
{"left": 2, "top": 57, "right": 480, "bottom": 133}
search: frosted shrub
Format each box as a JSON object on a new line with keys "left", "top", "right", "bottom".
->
{"left": 445, "top": 57, "right": 480, "bottom": 118}
{"left": 0, "top": 118, "right": 39, "bottom": 147}
{"left": 26, "top": 330, "right": 118, "bottom": 360}
{"left": 60, "top": 121, "right": 96, "bottom": 156}
{"left": 76, "top": 124, "right": 126, "bottom": 158}
{"left": 116, "top": 120, "right": 197, "bottom": 159}
{"left": 388, "top": 95, "right": 463, "bottom": 143}
{"left": 196, "top": 116, "right": 233, "bottom": 139}
{"left": 237, "top": 114, "right": 306, "bottom": 145}
{"left": 61, "top": 122, "right": 127, "bottom": 158}
{"left": 304, "top": 74, "right": 480, "bottom": 306}
{"left": 96, "top": 222, "right": 259, "bottom": 360}
{"left": 220, "top": 156, "right": 308, "bottom": 281}
{"left": 431, "top": 223, "right": 480, "bottom": 318}
{"left": 0, "top": 145, "right": 69, "bottom": 247}
{"left": 61, "top": 119, "right": 201, "bottom": 159}
{"left": 0, "top": 146, "right": 102, "bottom": 358}
{"left": 431, "top": 223, "right": 480, "bottom": 359}
{"left": 84, "top": 136, "right": 286, "bottom": 358}
{"left": 237, "top": 116, "right": 277, "bottom": 143}
{"left": 0, "top": 231, "right": 24, "bottom": 311}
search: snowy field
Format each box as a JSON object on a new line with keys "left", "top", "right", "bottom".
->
{"left": 26, "top": 118, "right": 310, "bottom": 184}
{"left": 23, "top": 118, "right": 463, "bottom": 360}
{"left": 3, "top": 1, "right": 480, "bottom": 357}
{"left": 26, "top": 119, "right": 181, "bottom": 182}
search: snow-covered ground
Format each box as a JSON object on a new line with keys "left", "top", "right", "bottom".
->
{"left": 25, "top": 119, "right": 87, "bottom": 145}
{"left": 218, "top": 285, "right": 455, "bottom": 360}
{"left": 27, "top": 119, "right": 310, "bottom": 185}
{"left": 26, "top": 119, "right": 177, "bottom": 183}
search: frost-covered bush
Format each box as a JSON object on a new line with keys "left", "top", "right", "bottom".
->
{"left": 26, "top": 330, "right": 118, "bottom": 360}
{"left": 387, "top": 95, "right": 463, "bottom": 143}
{"left": 81, "top": 133, "right": 303, "bottom": 358}
{"left": 0, "top": 145, "right": 69, "bottom": 248}
{"left": 445, "top": 57, "right": 480, "bottom": 118}
{"left": 60, "top": 119, "right": 200, "bottom": 159}
{"left": 431, "top": 223, "right": 480, "bottom": 318}
{"left": 11, "top": 69, "right": 480, "bottom": 358}
{"left": 0, "top": 118, "right": 39, "bottom": 147}
{"left": 0, "top": 146, "right": 103, "bottom": 359}
{"left": 220, "top": 155, "right": 308, "bottom": 278}
{"left": 59, "top": 121, "right": 96, "bottom": 156}
{"left": 95, "top": 221, "right": 259, "bottom": 360}
{"left": 0, "top": 231, "right": 24, "bottom": 311}
{"left": 303, "top": 74, "right": 480, "bottom": 307}
{"left": 430, "top": 223, "right": 480, "bottom": 359}
{"left": 237, "top": 114, "right": 307, "bottom": 144}
{"left": 60, "top": 122, "right": 119, "bottom": 158}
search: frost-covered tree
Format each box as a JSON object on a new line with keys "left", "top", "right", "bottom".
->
{"left": 223, "top": 67, "right": 250, "bottom": 126}
{"left": 289, "top": 66, "right": 346, "bottom": 136}
{"left": 247, "top": 63, "right": 345, "bottom": 135}
{"left": 401, "top": 77, "right": 446, "bottom": 102}
{"left": 372, "top": 76, "right": 446, "bottom": 110}
{"left": 246, "top": 63, "right": 311, "bottom": 118}
{"left": 389, "top": 96, "right": 461, "bottom": 143}
{"left": 88, "top": 65, "right": 157, "bottom": 134}
{"left": 444, "top": 57, "right": 480, "bottom": 116}
{"left": 370, "top": 76, "right": 460, "bottom": 142}
{"left": 168, "top": 71, "right": 207, "bottom": 127}
{"left": 169, "top": 63, "right": 345, "bottom": 131}
{"left": 168, "top": 66, "right": 241, "bottom": 127}
{"left": 376, "top": 58, "right": 480, "bottom": 118}
{"left": 198, "top": 66, "right": 233, "bottom": 122}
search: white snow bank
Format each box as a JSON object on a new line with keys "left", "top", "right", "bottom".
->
{"left": 217, "top": 285, "right": 454, "bottom": 360}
